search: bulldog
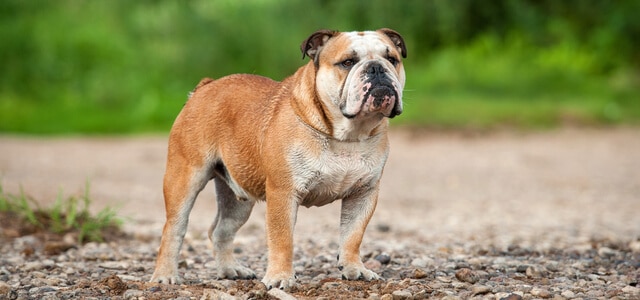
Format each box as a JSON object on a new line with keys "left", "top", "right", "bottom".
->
{"left": 151, "top": 28, "right": 407, "bottom": 289}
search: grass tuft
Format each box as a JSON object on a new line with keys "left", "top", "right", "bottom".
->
{"left": 0, "top": 183, "right": 123, "bottom": 244}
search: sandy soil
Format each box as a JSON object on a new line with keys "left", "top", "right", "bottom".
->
{"left": 1, "top": 128, "right": 638, "bottom": 244}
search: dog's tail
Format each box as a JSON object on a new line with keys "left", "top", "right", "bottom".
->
{"left": 188, "top": 77, "right": 215, "bottom": 99}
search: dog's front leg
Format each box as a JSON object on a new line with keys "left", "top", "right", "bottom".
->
{"left": 338, "top": 187, "right": 382, "bottom": 281}
{"left": 262, "top": 185, "right": 299, "bottom": 290}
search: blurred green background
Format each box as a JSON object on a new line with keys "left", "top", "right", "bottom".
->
{"left": 1, "top": 0, "right": 639, "bottom": 134}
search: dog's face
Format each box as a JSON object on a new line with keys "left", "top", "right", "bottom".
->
{"left": 302, "top": 29, "right": 406, "bottom": 122}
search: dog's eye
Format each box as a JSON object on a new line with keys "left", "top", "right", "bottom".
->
{"left": 387, "top": 56, "right": 398, "bottom": 66}
{"left": 340, "top": 59, "right": 355, "bottom": 69}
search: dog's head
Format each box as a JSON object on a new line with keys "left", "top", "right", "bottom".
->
{"left": 301, "top": 29, "right": 406, "bottom": 122}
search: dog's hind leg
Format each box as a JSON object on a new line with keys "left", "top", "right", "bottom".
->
{"left": 151, "top": 155, "right": 211, "bottom": 284}
{"left": 208, "top": 177, "right": 256, "bottom": 279}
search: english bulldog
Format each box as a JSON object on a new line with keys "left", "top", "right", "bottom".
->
{"left": 151, "top": 28, "right": 407, "bottom": 290}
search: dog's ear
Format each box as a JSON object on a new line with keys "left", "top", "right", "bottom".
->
{"left": 301, "top": 29, "right": 338, "bottom": 60}
{"left": 378, "top": 28, "right": 407, "bottom": 58}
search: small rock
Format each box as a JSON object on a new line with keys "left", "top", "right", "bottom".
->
{"left": 530, "top": 287, "right": 552, "bottom": 298}
{"left": 412, "top": 268, "right": 427, "bottom": 279}
{"left": 391, "top": 289, "right": 413, "bottom": 300}
{"left": 365, "top": 259, "right": 382, "bottom": 271}
{"left": 23, "top": 261, "right": 44, "bottom": 271}
{"left": 525, "top": 265, "right": 544, "bottom": 278}
{"left": 123, "top": 289, "right": 144, "bottom": 299}
{"left": 410, "top": 258, "right": 428, "bottom": 268}
{"left": 99, "top": 274, "right": 127, "bottom": 295}
{"left": 455, "top": 268, "right": 478, "bottom": 284}
{"left": 178, "top": 290, "right": 193, "bottom": 297}
{"left": 322, "top": 281, "right": 343, "bottom": 290}
{"left": 0, "top": 281, "right": 11, "bottom": 296}
{"left": 44, "top": 241, "right": 76, "bottom": 255}
{"left": 376, "top": 223, "right": 391, "bottom": 233}
{"left": 381, "top": 294, "right": 393, "bottom": 300}
{"left": 471, "top": 285, "right": 491, "bottom": 296}
{"left": 375, "top": 253, "right": 392, "bottom": 265}
{"left": 586, "top": 290, "right": 604, "bottom": 298}
{"left": 412, "top": 289, "right": 427, "bottom": 300}
{"left": 36, "top": 286, "right": 58, "bottom": 293}
{"left": 499, "top": 294, "right": 522, "bottom": 300}
{"left": 202, "top": 288, "right": 236, "bottom": 300}
{"left": 268, "top": 288, "right": 298, "bottom": 300}
{"left": 99, "top": 261, "right": 130, "bottom": 270}
{"left": 147, "top": 285, "right": 162, "bottom": 292}
{"left": 516, "top": 265, "right": 529, "bottom": 273}
{"left": 117, "top": 275, "right": 142, "bottom": 282}
{"left": 629, "top": 240, "right": 640, "bottom": 252}
{"left": 560, "top": 290, "right": 575, "bottom": 298}
{"left": 597, "top": 247, "right": 617, "bottom": 258}
{"left": 622, "top": 285, "right": 640, "bottom": 295}
{"left": 368, "top": 292, "right": 381, "bottom": 300}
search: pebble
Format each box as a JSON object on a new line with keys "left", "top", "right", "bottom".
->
{"left": 391, "top": 290, "right": 413, "bottom": 300}
{"left": 471, "top": 285, "right": 491, "bottom": 296}
{"left": 0, "top": 281, "right": 12, "bottom": 295}
{"left": 622, "top": 285, "right": 640, "bottom": 295}
{"left": 499, "top": 294, "right": 522, "bottom": 300}
{"left": 99, "top": 261, "right": 130, "bottom": 270}
{"left": 202, "top": 288, "right": 235, "bottom": 300}
{"left": 0, "top": 221, "right": 637, "bottom": 299}
{"left": 530, "top": 287, "right": 552, "bottom": 298}
{"left": 375, "top": 253, "right": 392, "bottom": 265}
{"left": 410, "top": 258, "right": 429, "bottom": 268}
{"left": 123, "top": 289, "right": 144, "bottom": 299}
{"left": 267, "top": 288, "right": 297, "bottom": 300}
{"left": 23, "top": 261, "right": 44, "bottom": 271}
{"left": 412, "top": 268, "right": 427, "bottom": 279}
{"left": 560, "top": 290, "right": 575, "bottom": 298}
{"left": 597, "top": 247, "right": 617, "bottom": 258}
{"left": 525, "top": 265, "right": 545, "bottom": 278}
{"left": 454, "top": 268, "right": 478, "bottom": 284}
{"left": 381, "top": 294, "right": 393, "bottom": 300}
{"left": 365, "top": 259, "right": 383, "bottom": 271}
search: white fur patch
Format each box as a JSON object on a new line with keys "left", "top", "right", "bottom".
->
{"left": 287, "top": 136, "right": 388, "bottom": 208}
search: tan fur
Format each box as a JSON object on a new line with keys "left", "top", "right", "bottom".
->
{"left": 151, "top": 29, "right": 406, "bottom": 289}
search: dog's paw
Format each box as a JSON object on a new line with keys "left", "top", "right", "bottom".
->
{"left": 261, "top": 272, "right": 296, "bottom": 290}
{"left": 150, "top": 273, "right": 182, "bottom": 285}
{"left": 340, "top": 265, "right": 382, "bottom": 281}
{"left": 218, "top": 264, "right": 257, "bottom": 280}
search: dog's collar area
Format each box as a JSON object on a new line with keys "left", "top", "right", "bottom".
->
{"left": 295, "top": 115, "right": 379, "bottom": 143}
{"left": 296, "top": 114, "right": 338, "bottom": 140}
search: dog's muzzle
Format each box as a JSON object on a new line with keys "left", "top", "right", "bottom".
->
{"left": 343, "top": 62, "right": 402, "bottom": 119}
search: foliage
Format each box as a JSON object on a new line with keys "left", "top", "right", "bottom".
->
{"left": 0, "top": 183, "right": 122, "bottom": 243}
{"left": 0, "top": 0, "right": 638, "bottom": 133}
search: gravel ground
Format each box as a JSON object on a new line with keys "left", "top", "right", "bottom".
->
{"left": 1, "top": 128, "right": 639, "bottom": 299}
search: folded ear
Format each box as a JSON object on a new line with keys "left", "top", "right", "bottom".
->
{"left": 377, "top": 28, "right": 407, "bottom": 58}
{"left": 300, "top": 29, "right": 338, "bottom": 60}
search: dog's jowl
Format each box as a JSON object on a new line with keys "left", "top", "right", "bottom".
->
{"left": 151, "top": 28, "right": 407, "bottom": 290}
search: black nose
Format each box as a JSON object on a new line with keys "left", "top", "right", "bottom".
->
{"left": 366, "top": 63, "right": 386, "bottom": 77}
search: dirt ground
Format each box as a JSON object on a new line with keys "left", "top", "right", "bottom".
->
{"left": 1, "top": 128, "right": 639, "bottom": 299}
{"left": 1, "top": 128, "right": 638, "bottom": 242}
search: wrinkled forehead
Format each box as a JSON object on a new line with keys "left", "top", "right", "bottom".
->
{"left": 328, "top": 31, "right": 393, "bottom": 59}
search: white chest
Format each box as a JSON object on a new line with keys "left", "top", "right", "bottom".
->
{"left": 287, "top": 140, "right": 388, "bottom": 207}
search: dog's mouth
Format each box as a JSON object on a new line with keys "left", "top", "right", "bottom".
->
{"left": 342, "top": 84, "right": 401, "bottom": 119}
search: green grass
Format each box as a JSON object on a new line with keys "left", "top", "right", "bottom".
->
{"left": 1, "top": 1, "right": 639, "bottom": 134}
{"left": 0, "top": 183, "right": 123, "bottom": 243}
{"left": 394, "top": 35, "right": 640, "bottom": 130}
